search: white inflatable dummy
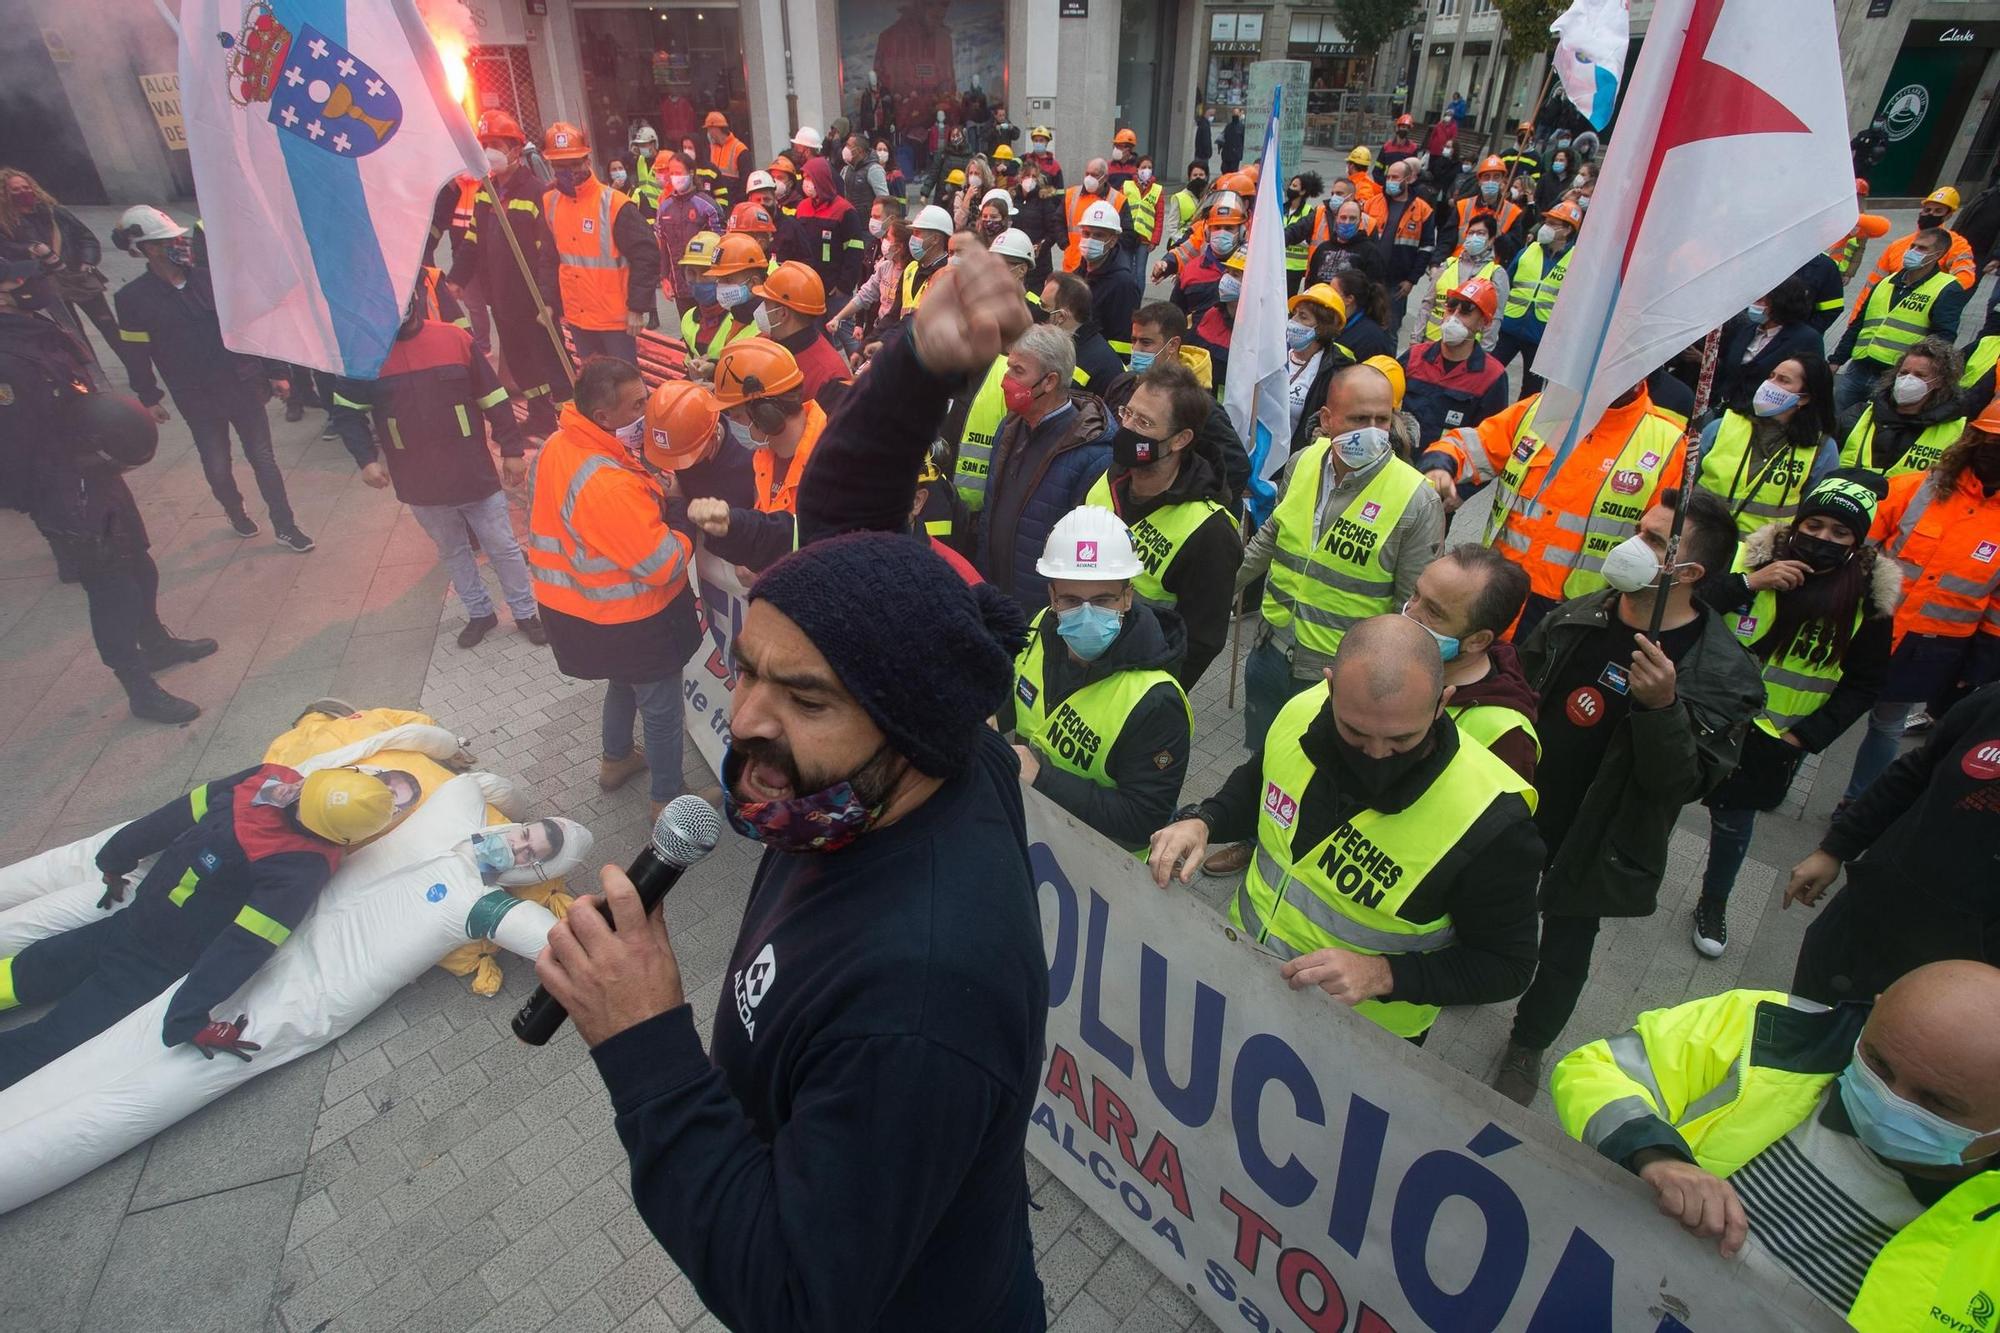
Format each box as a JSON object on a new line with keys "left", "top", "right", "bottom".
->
{"left": 0, "top": 774, "right": 592, "bottom": 1214}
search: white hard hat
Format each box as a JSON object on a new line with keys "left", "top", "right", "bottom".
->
{"left": 745, "top": 170, "right": 776, "bottom": 194}
{"left": 1036, "top": 506, "right": 1143, "bottom": 581}
{"left": 1077, "top": 199, "right": 1121, "bottom": 232}
{"left": 791, "top": 126, "right": 823, "bottom": 151}
{"left": 117, "top": 205, "right": 189, "bottom": 244}
{"left": 981, "top": 187, "right": 1017, "bottom": 217}
{"left": 990, "top": 228, "right": 1035, "bottom": 263}
{"left": 912, "top": 204, "right": 954, "bottom": 234}
{"left": 630, "top": 123, "right": 659, "bottom": 145}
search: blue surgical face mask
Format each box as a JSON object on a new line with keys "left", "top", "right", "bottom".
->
{"left": 468, "top": 831, "right": 516, "bottom": 879}
{"left": 1462, "top": 233, "right": 1489, "bottom": 258}
{"left": 1335, "top": 218, "right": 1359, "bottom": 241}
{"left": 692, "top": 279, "right": 719, "bottom": 306}
{"left": 1210, "top": 229, "right": 1238, "bottom": 258}
{"left": 1056, "top": 603, "right": 1123, "bottom": 660}
{"left": 716, "top": 281, "right": 753, "bottom": 308}
{"left": 1386, "top": 179, "right": 1403, "bottom": 198}
{"left": 1128, "top": 349, "right": 1156, "bottom": 374}
{"left": 1551, "top": 161, "right": 1566, "bottom": 177}
{"left": 1746, "top": 302, "right": 1768, "bottom": 324}
{"left": 1901, "top": 247, "right": 1932, "bottom": 272}
{"left": 1402, "top": 604, "right": 1461, "bottom": 662}
{"left": 908, "top": 235, "right": 928, "bottom": 262}
{"left": 1081, "top": 236, "right": 1109, "bottom": 263}
{"left": 1218, "top": 274, "right": 1241, "bottom": 303}
{"left": 1840, "top": 1041, "right": 2000, "bottom": 1167}
{"left": 1480, "top": 179, "right": 1500, "bottom": 199}
{"left": 1751, "top": 378, "right": 1800, "bottom": 418}
{"left": 1285, "top": 321, "right": 1317, "bottom": 352}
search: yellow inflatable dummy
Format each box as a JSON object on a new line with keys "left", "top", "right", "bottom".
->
{"left": 264, "top": 705, "right": 574, "bottom": 994}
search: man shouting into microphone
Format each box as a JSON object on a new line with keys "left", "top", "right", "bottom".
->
{"left": 535, "top": 251, "right": 1053, "bottom": 1331}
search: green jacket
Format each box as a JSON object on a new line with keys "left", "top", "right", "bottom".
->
{"left": 1554, "top": 989, "right": 2000, "bottom": 1333}
{"left": 1520, "top": 592, "right": 1763, "bottom": 917}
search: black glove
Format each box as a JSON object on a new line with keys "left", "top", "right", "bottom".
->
{"left": 97, "top": 870, "right": 127, "bottom": 911}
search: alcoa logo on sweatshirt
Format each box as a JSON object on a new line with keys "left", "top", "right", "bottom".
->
{"left": 733, "top": 943, "right": 778, "bottom": 1040}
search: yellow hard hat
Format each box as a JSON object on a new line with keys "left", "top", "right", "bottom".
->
{"left": 1925, "top": 186, "right": 1962, "bottom": 211}
{"left": 1364, "top": 354, "right": 1406, "bottom": 409}
{"left": 992, "top": 144, "right": 1016, "bottom": 161}
{"left": 1287, "top": 283, "right": 1347, "bottom": 323}
{"left": 946, "top": 168, "right": 966, "bottom": 186}
{"left": 297, "top": 768, "right": 396, "bottom": 845}
{"left": 1347, "top": 145, "right": 1373, "bottom": 167}
{"left": 681, "top": 230, "right": 723, "bottom": 269}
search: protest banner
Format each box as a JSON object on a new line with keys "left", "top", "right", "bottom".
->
{"left": 673, "top": 545, "right": 1840, "bottom": 1331}
{"left": 1020, "top": 796, "right": 1846, "bottom": 1333}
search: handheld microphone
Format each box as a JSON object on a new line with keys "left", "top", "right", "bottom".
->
{"left": 512, "top": 794, "right": 723, "bottom": 1046}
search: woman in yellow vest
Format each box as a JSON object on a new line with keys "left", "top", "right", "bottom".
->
{"left": 995, "top": 506, "right": 1192, "bottom": 855}
{"left": 1694, "top": 354, "right": 1842, "bottom": 537}
{"left": 1688, "top": 473, "right": 1894, "bottom": 959}
{"left": 1834, "top": 335, "right": 1968, "bottom": 480}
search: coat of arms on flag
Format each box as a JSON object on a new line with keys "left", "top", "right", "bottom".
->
{"left": 218, "top": 1, "right": 401, "bottom": 157}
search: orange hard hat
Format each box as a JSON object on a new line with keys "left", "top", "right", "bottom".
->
{"left": 706, "top": 231, "right": 767, "bottom": 277}
{"left": 1206, "top": 198, "right": 1248, "bottom": 227}
{"left": 752, "top": 260, "right": 827, "bottom": 316}
{"left": 766, "top": 156, "right": 797, "bottom": 177}
{"left": 1855, "top": 177, "right": 1871, "bottom": 197}
{"left": 644, "top": 380, "right": 722, "bottom": 472}
{"left": 1113, "top": 128, "right": 1138, "bottom": 147}
{"left": 728, "top": 200, "right": 777, "bottom": 236}
{"left": 1542, "top": 200, "right": 1584, "bottom": 229}
{"left": 1243, "top": 163, "right": 1261, "bottom": 184}
{"left": 711, "top": 337, "right": 803, "bottom": 407}
{"left": 1215, "top": 171, "right": 1255, "bottom": 196}
{"left": 1395, "top": 113, "right": 1413, "bottom": 127}
{"left": 1478, "top": 154, "right": 1506, "bottom": 175}
{"left": 1446, "top": 276, "right": 1501, "bottom": 323}
{"left": 476, "top": 110, "right": 525, "bottom": 146}
{"left": 703, "top": 110, "right": 729, "bottom": 130}
{"left": 542, "top": 121, "right": 590, "bottom": 162}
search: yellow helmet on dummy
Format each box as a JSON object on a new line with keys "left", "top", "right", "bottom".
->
{"left": 297, "top": 768, "right": 397, "bottom": 844}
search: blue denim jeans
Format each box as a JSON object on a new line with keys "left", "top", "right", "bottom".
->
{"left": 1243, "top": 637, "right": 1317, "bottom": 751}
{"left": 408, "top": 492, "right": 538, "bottom": 622}
{"left": 1833, "top": 360, "right": 1882, "bottom": 415}
{"left": 1844, "top": 700, "right": 1911, "bottom": 802}
{"left": 1700, "top": 805, "right": 1758, "bottom": 904}
{"left": 603, "top": 676, "right": 685, "bottom": 802}
{"left": 568, "top": 325, "right": 639, "bottom": 365}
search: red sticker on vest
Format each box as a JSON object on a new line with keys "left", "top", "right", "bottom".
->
{"left": 1566, "top": 686, "right": 1605, "bottom": 727}
{"left": 1963, "top": 740, "right": 2000, "bottom": 781}
{"left": 1609, "top": 469, "right": 1645, "bottom": 495}
{"left": 1263, "top": 781, "right": 1298, "bottom": 829}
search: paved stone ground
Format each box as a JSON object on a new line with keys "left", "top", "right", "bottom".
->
{"left": 0, "top": 201, "right": 1945, "bottom": 1332}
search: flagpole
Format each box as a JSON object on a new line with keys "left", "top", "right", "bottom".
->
{"left": 1690, "top": 327, "right": 1722, "bottom": 418}
{"left": 1499, "top": 64, "right": 1557, "bottom": 207}
{"left": 481, "top": 173, "right": 577, "bottom": 390}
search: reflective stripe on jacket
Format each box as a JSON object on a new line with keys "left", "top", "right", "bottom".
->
{"left": 1084, "top": 473, "right": 1224, "bottom": 608}
{"left": 1698, "top": 412, "right": 1821, "bottom": 536}
{"left": 1840, "top": 406, "right": 1964, "bottom": 479}
{"left": 1850, "top": 269, "right": 1956, "bottom": 366}
{"left": 1260, "top": 442, "right": 1425, "bottom": 656}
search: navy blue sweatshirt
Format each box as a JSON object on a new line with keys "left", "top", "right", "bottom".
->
{"left": 589, "top": 725, "right": 1049, "bottom": 1332}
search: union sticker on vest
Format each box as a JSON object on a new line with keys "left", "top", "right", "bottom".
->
{"left": 1263, "top": 781, "right": 1298, "bottom": 829}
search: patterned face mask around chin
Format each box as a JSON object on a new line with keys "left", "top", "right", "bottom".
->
{"left": 721, "top": 742, "right": 897, "bottom": 854}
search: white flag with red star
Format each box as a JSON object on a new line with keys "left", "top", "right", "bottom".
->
{"left": 1529, "top": 0, "right": 1854, "bottom": 461}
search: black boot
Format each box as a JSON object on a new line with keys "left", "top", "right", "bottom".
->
{"left": 143, "top": 634, "right": 220, "bottom": 671}
{"left": 117, "top": 670, "right": 201, "bottom": 724}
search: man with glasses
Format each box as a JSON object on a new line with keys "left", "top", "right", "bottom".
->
{"left": 996, "top": 505, "right": 1192, "bottom": 853}
{"left": 1085, "top": 360, "right": 1241, "bottom": 687}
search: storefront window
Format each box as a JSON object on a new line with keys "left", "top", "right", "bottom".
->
{"left": 1207, "top": 54, "right": 1252, "bottom": 110}
{"left": 575, "top": 7, "right": 748, "bottom": 172}
{"left": 835, "top": 0, "right": 1009, "bottom": 180}
{"left": 1207, "top": 12, "right": 1262, "bottom": 110}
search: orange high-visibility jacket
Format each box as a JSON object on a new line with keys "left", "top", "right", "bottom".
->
{"left": 527, "top": 404, "right": 691, "bottom": 624}
{"left": 751, "top": 401, "right": 828, "bottom": 515}
{"left": 1874, "top": 467, "right": 2000, "bottom": 645}
{"left": 544, "top": 177, "right": 632, "bottom": 332}
{"left": 1061, "top": 185, "right": 1126, "bottom": 272}
{"left": 1428, "top": 389, "right": 1689, "bottom": 602}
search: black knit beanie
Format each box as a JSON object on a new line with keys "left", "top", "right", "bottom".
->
{"left": 1796, "top": 468, "right": 1886, "bottom": 539}
{"left": 750, "top": 531, "right": 1030, "bottom": 777}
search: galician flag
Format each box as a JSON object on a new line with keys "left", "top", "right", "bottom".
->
{"left": 179, "top": 0, "right": 487, "bottom": 377}
{"left": 1529, "top": 0, "right": 1855, "bottom": 466}
{"left": 1223, "top": 90, "right": 1292, "bottom": 527}
{"left": 1551, "top": 0, "right": 1630, "bottom": 132}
